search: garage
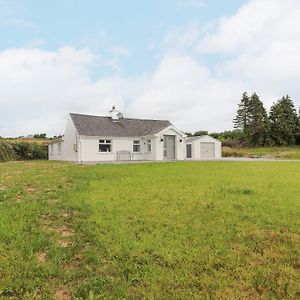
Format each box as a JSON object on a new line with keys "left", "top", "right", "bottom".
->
{"left": 200, "top": 142, "right": 215, "bottom": 158}
{"left": 185, "top": 135, "right": 221, "bottom": 159}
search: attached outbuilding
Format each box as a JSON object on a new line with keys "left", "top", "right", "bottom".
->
{"left": 185, "top": 135, "right": 221, "bottom": 159}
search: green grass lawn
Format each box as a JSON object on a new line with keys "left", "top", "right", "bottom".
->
{"left": 222, "top": 146, "right": 300, "bottom": 160}
{"left": 0, "top": 161, "right": 299, "bottom": 299}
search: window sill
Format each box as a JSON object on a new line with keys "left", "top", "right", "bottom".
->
{"left": 97, "top": 152, "right": 112, "bottom": 154}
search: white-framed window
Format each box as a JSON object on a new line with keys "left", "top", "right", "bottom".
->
{"left": 50, "top": 144, "right": 54, "bottom": 154}
{"left": 147, "top": 140, "right": 151, "bottom": 152}
{"left": 57, "top": 142, "right": 62, "bottom": 153}
{"left": 133, "top": 140, "right": 140, "bottom": 152}
{"left": 99, "top": 139, "right": 111, "bottom": 152}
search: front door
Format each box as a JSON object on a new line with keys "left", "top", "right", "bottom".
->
{"left": 163, "top": 135, "right": 175, "bottom": 160}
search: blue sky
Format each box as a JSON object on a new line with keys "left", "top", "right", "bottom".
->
{"left": 0, "top": 0, "right": 245, "bottom": 75}
{"left": 1, "top": 0, "right": 299, "bottom": 136}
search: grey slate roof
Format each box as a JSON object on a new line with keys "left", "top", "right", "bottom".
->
{"left": 70, "top": 113, "right": 172, "bottom": 137}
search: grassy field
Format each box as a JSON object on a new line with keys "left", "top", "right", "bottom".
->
{"left": 0, "top": 161, "right": 299, "bottom": 299}
{"left": 222, "top": 146, "right": 300, "bottom": 160}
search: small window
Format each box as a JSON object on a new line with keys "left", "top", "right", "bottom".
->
{"left": 58, "top": 143, "right": 62, "bottom": 153}
{"left": 99, "top": 139, "right": 111, "bottom": 152}
{"left": 147, "top": 140, "right": 151, "bottom": 152}
{"left": 133, "top": 140, "right": 140, "bottom": 152}
{"left": 50, "top": 144, "right": 54, "bottom": 154}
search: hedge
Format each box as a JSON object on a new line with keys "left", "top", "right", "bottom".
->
{"left": 0, "top": 141, "right": 48, "bottom": 162}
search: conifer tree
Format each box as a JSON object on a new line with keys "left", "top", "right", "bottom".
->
{"left": 247, "top": 93, "right": 270, "bottom": 146}
{"left": 233, "top": 92, "right": 250, "bottom": 132}
{"left": 295, "top": 108, "right": 300, "bottom": 145}
{"left": 269, "top": 95, "right": 298, "bottom": 145}
{"left": 233, "top": 92, "right": 269, "bottom": 146}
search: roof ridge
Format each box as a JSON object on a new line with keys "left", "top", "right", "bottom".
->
{"left": 70, "top": 112, "right": 174, "bottom": 137}
{"left": 70, "top": 112, "right": 170, "bottom": 122}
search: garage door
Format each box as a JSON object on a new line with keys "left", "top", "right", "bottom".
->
{"left": 200, "top": 142, "right": 215, "bottom": 158}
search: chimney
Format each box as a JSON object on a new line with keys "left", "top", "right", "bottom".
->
{"left": 109, "top": 106, "right": 123, "bottom": 122}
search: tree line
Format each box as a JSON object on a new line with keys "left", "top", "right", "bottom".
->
{"left": 233, "top": 92, "right": 300, "bottom": 146}
{"left": 186, "top": 92, "right": 300, "bottom": 147}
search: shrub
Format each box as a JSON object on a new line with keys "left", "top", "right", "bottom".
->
{"left": 11, "top": 142, "right": 47, "bottom": 160}
{"left": 0, "top": 142, "right": 16, "bottom": 162}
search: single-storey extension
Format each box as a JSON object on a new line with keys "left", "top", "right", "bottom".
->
{"left": 49, "top": 107, "right": 221, "bottom": 162}
{"left": 186, "top": 135, "right": 222, "bottom": 159}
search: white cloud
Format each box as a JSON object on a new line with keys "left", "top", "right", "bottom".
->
{"left": 1, "top": 0, "right": 300, "bottom": 137}
{"left": 197, "top": 0, "right": 300, "bottom": 55}
{"left": 163, "top": 22, "right": 201, "bottom": 51}
{"left": 0, "top": 47, "right": 134, "bottom": 136}
{"left": 131, "top": 0, "right": 300, "bottom": 129}
{"left": 198, "top": 0, "right": 300, "bottom": 109}
{"left": 128, "top": 53, "right": 243, "bottom": 132}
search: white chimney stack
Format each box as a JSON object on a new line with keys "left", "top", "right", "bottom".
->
{"left": 109, "top": 106, "right": 123, "bottom": 121}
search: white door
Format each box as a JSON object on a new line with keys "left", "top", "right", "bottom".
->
{"left": 200, "top": 142, "right": 215, "bottom": 158}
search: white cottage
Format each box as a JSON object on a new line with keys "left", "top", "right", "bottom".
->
{"left": 49, "top": 107, "right": 187, "bottom": 163}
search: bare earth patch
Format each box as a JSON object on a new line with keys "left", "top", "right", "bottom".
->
{"left": 61, "top": 211, "right": 70, "bottom": 218}
{"left": 60, "top": 226, "right": 75, "bottom": 238}
{"left": 0, "top": 185, "right": 7, "bottom": 191}
{"left": 40, "top": 214, "right": 75, "bottom": 248}
{"left": 58, "top": 239, "right": 71, "bottom": 248}
{"left": 55, "top": 287, "right": 72, "bottom": 300}
{"left": 15, "top": 194, "right": 23, "bottom": 203}
{"left": 26, "top": 187, "right": 36, "bottom": 193}
{"left": 36, "top": 252, "right": 47, "bottom": 263}
{"left": 63, "top": 256, "right": 81, "bottom": 271}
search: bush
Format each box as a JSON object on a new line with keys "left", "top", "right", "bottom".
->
{"left": 11, "top": 142, "right": 48, "bottom": 160}
{"left": 0, "top": 142, "right": 16, "bottom": 162}
{"left": 221, "top": 148, "right": 244, "bottom": 157}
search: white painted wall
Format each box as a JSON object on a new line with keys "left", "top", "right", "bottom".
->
{"left": 48, "top": 119, "right": 187, "bottom": 162}
{"left": 48, "top": 142, "right": 63, "bottom": 160}
{"left": 79, "top": 136, "right": 155, "bottom": 162}
{"left": 49, "top": 117, "right": 79, "bottom": 161}
{"left": 154, "top": 127, "right": 186, "bottom": 161}
{"left": 186, "top": 135, "right": 222, "bottom": 159}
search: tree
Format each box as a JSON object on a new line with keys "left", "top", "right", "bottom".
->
{"left": 233, "top": 92, "right": 270, "bottom": 146}
{"left": 34, "top": 133, "right": 47, "bottom": 139}
{"left": 194, "top": 130, "right": 208, "bottom": 136}
{"left": 246, "top": 93, "right": 270, "bottom": 146}
{"left": 184, "top": 132, "right": 193, "bottom": 137}
{"left": 269, "top": 95, "right": 298, "bottom": 145}
{"left": 296, "top": 108, "right": 300, "bottom": 145}
{"left": 233, "top": 92, "right": 250, "bottom": 132}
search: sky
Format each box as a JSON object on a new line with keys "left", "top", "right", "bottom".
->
{"left": 1, "top": 0, "right": 300, "bottom": 137}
